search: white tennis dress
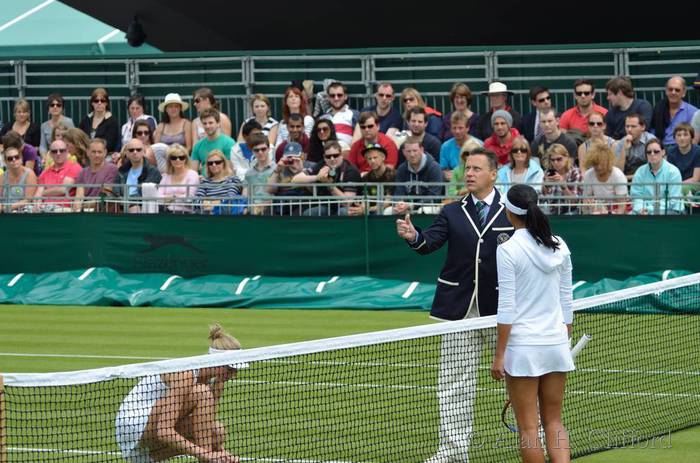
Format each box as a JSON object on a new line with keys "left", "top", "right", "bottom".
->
{"left": 496, "top": 228, "right": 575, "bottom": 376}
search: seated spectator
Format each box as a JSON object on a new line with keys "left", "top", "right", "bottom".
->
{"left": 447, "top": 138, "right": 483, "bottom": 197}
{"left": 484, "top": 109, "right": 520, "bottom": 166}
{"left": 114, "top": 138, "right": 162, "bottom": 213}
{"left": 691, "top": 108, "right": 700, "bottom": 145}
{"left": 439, "top": 111, "right": 483, "bottom": 180}
{"left": 604, "top": 76, "right": 653, "bottom": 139}
{"left": 78, "top": 88, "right": 120, "bottom": 153}
{"left": 614, "top": 113, "right": 655, "bottom": 178}
{"left": 559, "top": 79, "right": 608, "bottom": 135}
{"left": 496, "top": 136, "right": 544, "bottom": 194}
{"left": 190, "top": 108, "right": 236, "bottom": 174}
{"left": 62, "top": 128, "right": 91, "bottom": 167}
{"left": 361, "top": 82, "right": 403, "bottom": 136}
{"left": 541, "top": 143, "right": 582, "bottom": 215}
{"left": 131, "top": 120, "right": 161, "bottom": 170}
{"left": 154, "top": 93, "right": 193, "bottom": 153}
{"left": 1, "top": 131, "right": 41, "bottom": 176}
{"left": 73, "top": 138, "right": 119, "bottom": 212}
{"left": 519, "top": 86, "right": 552, "bottom": 143}
{"left": 120, "top": 94, "right": 157, "bottom": 149}
{"left": 651, "top": 76, "right": 699, "bottom": 146}
{"left": 582, "top": 142, "right": 628, "bottom": 214}
{"left": 578, "top": 111, "right": 616, "bottom": 169}
{"left": 666, "top": 124, "right": 700, "bottom": 190}
{"left": 243, "top": 135, "right": 276, "bottom": 215}
{"left": 390, "top": 136, "right": 443, "bottom": 215}
{"left": 307, "top": 119, "right": 337, "bottom": 164}
{"left": 530, "top": 108, "right": 578, "bottom": 162}
{"left": 44, "top": 122, "right": 75, "bottom": 168}
{"left": 292, "top": 140, "right": 362, "bottom": 216}
{"left": 276, "top": 86, "right": 315, "bottom": 146}
{"left": 475, "top": 82, "right": 522, "bottom": 140}
{"left": 398, "top": 107, "right": 442, "bottom": 164}
{"left": 275, "top": 114, "right": 310, "bottom": 162}
{"left": 0, "top": 146, "right": 37, "bottom": 212}
{"left": 399, "top": 87, "right": 443, "bottom": 140}
{"left": 440, "top": 83, "right": 479, "bottom": 141}
{"left": 630, "top": 138, "right": 683, "bottom": 215}
{"left": 312, "top": 78, "right": 335, "bottom": 118}
{"left": 157, "top": 144, "right": 199, "bottom": 213}
{"left": 196, "top": 150, "right": 244, "bottom": 215}
{"left": 34, "top": 140, "right": 82, "bottom": 208}
{"left": 266, "top": 142, "right": 314, "bottom": 216}
{"left": 0, "top": 98, "right": 40, "bottom": 149}
{"left": 348, "top": 144, "right": 396, "bottom": 216}
{"left": 191, "top": 87, "right": 233, "bottom": 142}
{"left": 39, "top": 93, "right": 75, "bottom": 156}
{"left": 347, "top": 111, "right": 398, "bottom": 173}
{"left": 238, "top": 94, "right": 279, "bottom": 148}
{"left": 321, "top": 82, "right": 360, "bottom": 146}
{"left": 231, "top": 120, "right": 266, "bottom": 181}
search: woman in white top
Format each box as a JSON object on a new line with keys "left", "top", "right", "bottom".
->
{"left": 115, "top": 324, "right": 242, "bottom": 463}
{"left": 491, "top": 184, "right": 574, "bottom": 463}
{"left": 121, "top": 94, "right": 157, "bottom": 149}
{"left": 157, "top": 144, "right": 199, "bottom": 213}
{"left": 581, "top": 142, "right": 628, "bottom": 214}
{"left": 237, "top": 94, "right": 279, "bottom": 148}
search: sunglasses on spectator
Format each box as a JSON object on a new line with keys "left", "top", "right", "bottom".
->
{"left": 403, "top": 97, "right": 416, "bottom": 102}
{"left": 127, "top": 147, "right": 143, "bottom": 153}
{"left": 550, "top": 157, "right": 565, "bottom": 162}
{"left": 252, "top": 147, "right": 268, "bottom": 153}
{"left": 588, "top": 121, "right": 604, "bottom": 127}
{"left": 377, "top": 93, "right": 393, "bottom": 98}
{"left": 135, "top": 130, "right": 150, "bottom": 136}
{"left": 329, "top": 93, "right": 345, "bottom": 99}
{"left": 92, "top": 98, "right": 107, "bottom": 103}
{"left": 667, "top": 87, "right": 683, "bottom": 93}
{"left": 49, "top": 102, "right": 63, "bottom": 108}
{"left": 4, "top": 154, "right": 21, "bottom": 162}
{"left": 324, "top": 153, "right": 341, "bottom": 159}
{"left": 646, "top": 149, "right": 663, "bottom": 154}
{"left": 50, "top": 148, "right": 68, "bottom": 154}
{"left": 317, "top": 126, "right": 331, "bottom": 133}
{"left": 575, "top": 91, "right": 592, "bottom": 97}
{"left": 170, "top": 155, "right": 187, "bottom": 161}
{"left": 207, "top": 159, "right": 224, "bottom": 166}
{"left": 537, "top": 96, "right": 551, "bottom": 103}
{"left": 510, "top": 147, "right": 528, "bottom": 154}
{"left": 359, "top": 124, "right": 376, "bottom": 130}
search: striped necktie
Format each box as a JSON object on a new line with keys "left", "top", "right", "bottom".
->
{"left": 476, "top": 200, "right": 488, "bottom": 228}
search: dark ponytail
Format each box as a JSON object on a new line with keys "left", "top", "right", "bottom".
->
{"left": 507, "top": 184, "right": 560, "bottom": 251}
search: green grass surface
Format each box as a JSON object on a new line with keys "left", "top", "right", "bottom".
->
{"left": 0, "top": 305, "right": 698, "bottom": 462}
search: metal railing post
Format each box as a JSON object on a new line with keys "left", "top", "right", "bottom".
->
{"left": 362, "top": 55, "right": 374, "bottom": 108}
{"left": 242, "top": 56, "right": 253, "bottom": 119}
{"left": 127, "top": 59, "right": 138, "bottom": 95}
{"left": 13, "top": 60, "right": 25, "bottom": 98}
{"left": 485, "top": 51, "right": 497, "bottom": 82}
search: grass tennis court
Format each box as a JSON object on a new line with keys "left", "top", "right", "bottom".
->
{"left": 0, "top": 304, "right": 698, "bottom": 462}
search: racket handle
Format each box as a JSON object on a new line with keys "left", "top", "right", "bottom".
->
{"left": 571, "top": 334, "right": 592, "bottom": 359}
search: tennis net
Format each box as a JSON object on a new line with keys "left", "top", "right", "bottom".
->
{"left": 1, "top": 273, "right": 699, "bottom": 462}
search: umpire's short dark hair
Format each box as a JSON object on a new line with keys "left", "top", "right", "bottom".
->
{"left": 469, "top": 147, "right": 499, "bottom": 171}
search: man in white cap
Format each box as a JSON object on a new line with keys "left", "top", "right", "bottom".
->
{"left": 475, "top": 81, "right": 522, "bottom": 140}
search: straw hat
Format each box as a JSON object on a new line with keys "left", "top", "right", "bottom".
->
{"left": 158, "top": 93, "right": 189, "bottom": 112}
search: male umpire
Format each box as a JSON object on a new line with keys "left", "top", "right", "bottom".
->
{"left": 396, "top": 148, "right": 514, "bottom": 462}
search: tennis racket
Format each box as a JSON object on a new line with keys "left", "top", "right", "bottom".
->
{"left": 501, "top": 334, "right": 592, "bottom": 433}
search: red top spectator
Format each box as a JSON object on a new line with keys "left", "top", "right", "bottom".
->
{"left": 347, "top": 112, "right": 398, "bottom": 172}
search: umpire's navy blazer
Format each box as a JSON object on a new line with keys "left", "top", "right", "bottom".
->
{"left": 409, "top": 190, "right": 514, "bottom": 320}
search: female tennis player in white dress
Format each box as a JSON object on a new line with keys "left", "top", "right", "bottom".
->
{"left": 490, "top": 184, "right": 575, "bottom": 463}
{"left": 116, "top": 325, "right": 243, "bottom": 463}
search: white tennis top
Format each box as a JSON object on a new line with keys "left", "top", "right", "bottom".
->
{"left": 496, "top": 228, "right": 573, "bottom": 346}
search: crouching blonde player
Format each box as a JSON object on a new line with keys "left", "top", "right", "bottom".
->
{"left": 491, "top": 184, "right": 575, "bottom": 463}
{"left": 116, "top": 325, "right": 244, "bottom": 463}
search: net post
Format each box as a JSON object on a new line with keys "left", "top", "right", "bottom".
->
{"left": 0, "top": 375, "right": 6, "bottom": 463}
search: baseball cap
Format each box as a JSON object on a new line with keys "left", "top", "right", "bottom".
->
{"left": 282, "top": 142, "right": 303, "bottom": 157}
{"left": 362, "top": 143, "right": 387, "bottom": 157}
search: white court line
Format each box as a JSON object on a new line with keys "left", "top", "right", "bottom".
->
{"left": 0, "top": 0, "right": 54, "bottom": 33}
{"left": 160, "top": 275, "right": 181, "bottom": 291}
{"left": 316, "top": 276, "right": 339, "bottom": 293}
{"left": 402, "top": 281, "right": 419, "bottom": 299}
{"left": 236, "top": 277, "right": 251, "bottom": 295}
{"left": 572, "top": 280, "right": 587, "bottom": 291}
{"left": 7, "top": 273, "right": 24, "bottom": 287}
{"left": 78, "top": 267, "right": 96, "bottom": 281}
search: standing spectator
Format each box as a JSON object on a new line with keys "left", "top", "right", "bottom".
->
{"left": 196, "top": 150, "right": 244, "bottom": 215}
{"left": 439, "top": 111, "right": 483, "bottom": 180}
{"left": 237, "top": 94, "right": 279, "bottom": 148}
{"left": 78, "top": 88, "right": 120, "bottom": 153}
{"left": 399, "top": 87, "right": 443, "bottom": 140}
{"left": 322, "top": 82, "right": 360, "bottom": 146}
{"left": 190, "top": 108, "right": 236, "bottom": 174}
{"left": 651, "top": 76, "right": 699, "bottom": 146}
{"left": 154, "top": 93, "right": 193, "bottom": 153}
{"left": 347, "top": 111, "right": 398, "bottom": 173}
{"left": 361, "top": 82, "right": 403, "bottom": 136}
{"left": 266, "top": 142, "right": 314, "bottom": 216}
{"left": 604, "top": 76, "right": 653, "bottom": 139}
{"left": 275, "top": 114, "right": 310, "bottom": 162}
{"left": 582, "top": 142, "right": 628, "bottom": 214}
{"left": 62, "top": 128, "right": 91, "bottom": 167}
{"left": 276, "top": 86, "right": 315, "bottom": 146}
{"left": 475, "top": 82, "right": 522, "bottom": 141}
{"left": 157, "top": 144, "right": 199, "bottom": 213}
{"left": 447, "top": 138, "right": 483, "bottom": 197}
{"left": 73, "top": 138, "right": 119, "bottom": 212}
{"left": 39, "top": 93, "right": 75, "bottom": 156}
{"left": 399, "top": 107, "right": 442, "bottom": 164}
{"left": 630, "top": 138, "right": 683, "bottom": 215}
{"left": 348, "top": 144, "right": 396, "bottom": 216}
{"left": 530, "top": 108, "right": 578, "bottom": 162}
{"left": 391, "top": 136, "right": 443, "bottom": 215}
{"left": 666, "top": 124, "right": 700, "bottom": 187}
{"left": 2, "top": 131, "right": 41, "bottom": 176}
{"left": 577, "top": 111, "right": 616, "bottom": 169}
{"left": 440, "top": 83, "right": 479, "bottom": 141}
{"left": 307, "top": 119, "right": 337, "bottom": 164}
{"left": 519, "top": 86, "right": 552, "bottom": 142}
{"left": 191, "top": 87, "right": 233, "bottom": 142}
{"left": 0, "top": 98, "right": 40, "bottom": 149}
{"left": 231, "top": 120, "right": 265, "bottom": 181}
{"left": 243, "top": 135, "right": 276, "bottom": 215}
{"left": 614, "top": 113, "right": 655, "bottom": 178}
{"left": 484, "top": 109, "right": 520, "bottom": 166}
{"left": 560, "top": 79, "right": 608, "bottom": 135}
{"left": 114, "top": 138, "right": 162, "bottom": 213}
{"left": 541, "top": 143, "right": 583, "bottom": 215}
{"left": 120, "top": 94, "right": 157, "bottom": 149}
{"left": 496, "top": 136, "right": 544, "bottom": 195}
{"left": 34, "top": 139, "right": 82, "bottom": 207}
{"left": 0, "top": 146, "right": 37, "bottom": 212}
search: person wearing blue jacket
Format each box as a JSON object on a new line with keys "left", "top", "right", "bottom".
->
{"left": 630, "top": 138, "right": 684, "bottom": 215}
{"left": 496, "top": 135, "right": 544, "bottom": 195}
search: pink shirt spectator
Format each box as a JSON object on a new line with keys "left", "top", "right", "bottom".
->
{"left": 559, "top": 103, "right": 608, "bottom": 134}
{"left": 37, "top": 160, "right": 82, "bottom": 204}
{"left": 157, "top": 170, "right": 200, "bottom": 213}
